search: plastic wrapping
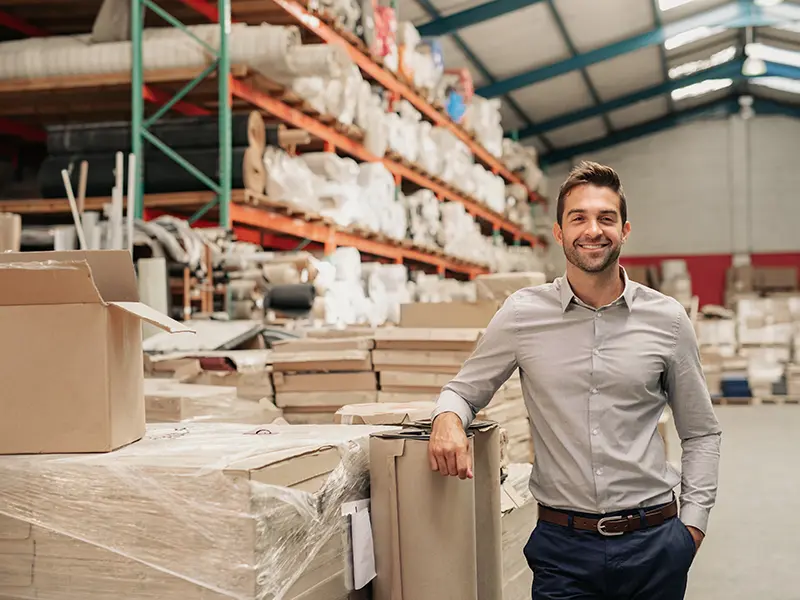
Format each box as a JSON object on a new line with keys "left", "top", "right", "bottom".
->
{"left": 0, "top": 423, "right": 393, "bottom": 600}
{"left": 263, "top": 148, "right": 321, "bottom": 212}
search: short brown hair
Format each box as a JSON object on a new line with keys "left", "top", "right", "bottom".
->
{"left": 556, "top": 161, "right": 627, "bottom": 226}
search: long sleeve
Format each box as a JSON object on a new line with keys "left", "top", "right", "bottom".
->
{"left": 664, "top": 306, "right": 722, "bottom": 534}
{"left": 432, "top": 295, "right": 519, "bottom": 428}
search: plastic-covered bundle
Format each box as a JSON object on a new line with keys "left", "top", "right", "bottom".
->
{"left": 502, "top": 139, "right": 546, "bottom": 193}
{"left": 263, "top": 147, "right": 322, "bottom": 213}
{"left": 463, "top": 96, "right": 503, "bottom": 158}
{"left": 143, "top": 380, "right": 271, "bottom": 424}
{"left": 299, "top": 153, "right": 359, "bottom": 184}
{"left": 403, "top": 190, "right": 441, "bottom": 247}
{"left": 0, "top": 422, "right": 394, "bottom": 600}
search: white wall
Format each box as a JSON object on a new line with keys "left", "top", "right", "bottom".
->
{"left": 543, "top": 114, "right": 800, "bottom": 270}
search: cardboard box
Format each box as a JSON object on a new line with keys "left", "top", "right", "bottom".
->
{"left": 399, "top": 302, "right": 499, "bottom": 328}
{"left": 754, "top": 267, "right": 797, "bottom": 292}
{"left": 272, "top": 350, "right": 372, "bottom": 373}
{"left": 273, "top": 371, "right": 377, "bottom": 393}
{"left": 272, "top": 337, "right": 375, "bottom": 353}
{"left": 500, "top": 463, "right": 536, "bottom": 600}
{"left": 0, "top": 423, "right": 390, "bottom": 599}
{"left": 370, "top": 429, "right": 479, "bottom": 600}
{"left": 370, "top": 422, "right": 502, "bottom": 600}
{"left": 334, "top": 402, "right": 436, "bottom": 425}
{"left": 371, "top": 349, "right": 471, "bottom": 374}
{"left": 143, "top": 380, "right": 270, "bottom": 424}
{"left": 0, "top": 250, "right": 190, "bottom": 455}
{"left": 474, "top": 272, "right": 545, "bottom": 302}
{"left": 373, "top": 328, "right": 482, "bottom": 352}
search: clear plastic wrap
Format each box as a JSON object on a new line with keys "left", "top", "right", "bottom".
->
{"left": 143, "top": 380, "right": 276, "bottom": 424}
{"left": 0, "top": 423, "right": 393, "bottom": 600}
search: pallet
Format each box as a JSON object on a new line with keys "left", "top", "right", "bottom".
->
{"left": 240, "top": 190, "right": 333, "bottom": 224}
{"left": 712, "top": 395, "right": 800, "bottom": 406}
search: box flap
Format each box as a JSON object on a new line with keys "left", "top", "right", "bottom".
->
{"left": 0, "top": 260, "right": 103, "bottom": 305}
{"left": 0, "top": 250, "right": 138, "bottom": 301}
{"left": 109, "top": 302, "right": 194, "bottom": 333}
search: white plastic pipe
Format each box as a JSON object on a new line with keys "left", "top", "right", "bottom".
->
{"left": 126, "top": 153, "right": 136, "bottom": 254}
{"left": 61, "top": 169, "right": 87, "bottom": 250}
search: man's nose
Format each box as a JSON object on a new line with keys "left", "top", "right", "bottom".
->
{"left": 586, "top": 220, "right": 602, "bottom": 236}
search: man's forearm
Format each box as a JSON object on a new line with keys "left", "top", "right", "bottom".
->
{"left": 431, "top": 389, "right": 476, "bottom": 429}
{"left": 678, "top": 432, "right": 722, "bottom": 533}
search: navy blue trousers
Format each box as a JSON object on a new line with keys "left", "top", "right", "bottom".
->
{"left": 524, "top": 513, "right": 696, "bottom": 599}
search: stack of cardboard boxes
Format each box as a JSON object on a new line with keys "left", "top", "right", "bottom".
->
{"left": 271, "top": 337, "right": 377, "bottom": 423}
{"left": 477, "top": 371, "right": 531, "bottom": 463}
{"left": 143, "top": 379, "right": 273, "bottom": 424}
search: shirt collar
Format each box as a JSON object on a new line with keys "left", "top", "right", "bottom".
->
{"left": 558, "top": 266, "right": 636, "bottom": 313}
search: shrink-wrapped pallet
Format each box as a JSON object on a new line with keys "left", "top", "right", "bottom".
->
{"left": 0, "top": 423, "right": 393, "bottom": 600}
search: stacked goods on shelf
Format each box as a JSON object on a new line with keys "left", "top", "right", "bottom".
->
{"left": 659, "top": 259, "right": 693, "bottom": 308}
{"left": 724, "top": 264, "right": 798, "bottom": 308}
{"left": 271, "top": 336, "right": 378, "bottom": 423}
{"left": 38, "top": 114, "right": 280, "bottom": 198}
{"left": 463, "top": 96, "right": 504, "bottom": 158}
{"left": 0, "top": 423, "right": 388, "bottom": 600}
{"left": 372, "top": 328, "right": 483, "bottom": 403}
{"left": 502, "top": 139, "right": 546, "bottom": 194}
{"left": 142, "top": 380, "right": 273, "bottom": 424}
{"left": 737, "top": 297, "right": 795, "bottom": 398}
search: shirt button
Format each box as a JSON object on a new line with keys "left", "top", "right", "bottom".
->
{"left": 596, "top": 312, "right": 602, "bottom": 318}
{"left": 591, "top": 387, "right": 598, "bottom": 394}
{"left": 595, "top": 468, "right": 603, "bottom": 476}
{"left": 592, "top": 429, "right": 599, "bottom": 436}
{"left": 593, "top": 348, "right": 600, "bottom": 356}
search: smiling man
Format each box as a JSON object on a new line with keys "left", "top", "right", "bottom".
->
{"left": 428, "top": 161, "right": 721, "bottom": 600}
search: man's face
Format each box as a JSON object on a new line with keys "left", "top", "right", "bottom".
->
{"left": 553, "top": 184, "right": 630, "bottom": 274}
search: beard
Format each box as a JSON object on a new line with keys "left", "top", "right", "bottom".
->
{"left": 562, "top": 238, "right": 622, "bottom": 274}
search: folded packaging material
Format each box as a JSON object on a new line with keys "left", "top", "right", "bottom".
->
{"left": 0, "top": 250, "right": 191, "bottom": 455}
{"left": 334, "top": 401, "right": 436, "bottom": 425}
{"left": 0, "top": 422, "right": 395, "bottom": 599}
{"left": 399, "top": 301, "right": 499, "bottom": 328}
{"left": 475, "top": 272, "right": 546, "bottom": 302}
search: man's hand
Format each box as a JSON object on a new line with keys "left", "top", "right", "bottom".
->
{"left": 428, "top": 412, "right": 473, "bottom": 480}
{"left": 686, "top": 525, "right": 704, "bottom": 551}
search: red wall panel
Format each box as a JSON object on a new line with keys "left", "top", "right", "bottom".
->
{"left": 621, "top": 253, "right": 800, "bottom": 307}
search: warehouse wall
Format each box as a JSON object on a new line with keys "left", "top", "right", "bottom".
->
{"left": 544, "top": 114, "right": 800, "bottom": 306}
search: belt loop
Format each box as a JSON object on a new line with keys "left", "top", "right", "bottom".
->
{"left": 567, "top": 514, "right": 574, "bottom": 529}
{"left": 637, "top": 508, "right": 646, "bottom": 529}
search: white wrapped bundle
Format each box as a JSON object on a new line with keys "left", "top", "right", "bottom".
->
{"left": 284, "top": 44, "right": 353, "bottom": 80}
{"left": 417, "top": 121, "right": 441, "bottom": 176}
{"left": 403, "top": 190, "right": 441, "bottom": 247}
{"left": 262, "top": 148, "right": 321, "bottom": 212}
{"left": 502, "top": 139, "right": 546, "bottom": 192}
{"left": 463, "top": 96, "right": 503, "bottom": 158}
{"left": 364, "top": 106, "right": 390, "bottom": 157}
{"left": 299, "top": 153, "right": 359, "bottom": 183}
{"left": 291, "top": 77, "right": 328, "bottom": 114}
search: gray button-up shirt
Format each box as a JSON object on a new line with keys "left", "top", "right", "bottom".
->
{"left": 433, "top": 271, "right": 722, "bottom": 533}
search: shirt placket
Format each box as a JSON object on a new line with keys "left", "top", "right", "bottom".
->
{"left": 589, "top": 306, "right": 605, "bottom": 513}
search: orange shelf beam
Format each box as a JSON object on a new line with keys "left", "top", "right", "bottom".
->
{"left": 230, "top": 78, "right": 541, "bottom": 246}
{"left": 231, "top": 203, "right": 489, "bottom": 278}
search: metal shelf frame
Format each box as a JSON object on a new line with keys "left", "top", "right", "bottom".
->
{"left": 131, "top": 0, "right": 233, "bottom": 226}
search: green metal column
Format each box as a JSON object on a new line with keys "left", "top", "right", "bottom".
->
{"left": 218, "top": 0, "right": 232, "bottom": 227}
{"left": 130, "top": 0, "right": 232, "bottom": 227}
{"left": 131, "top": 0, "right": 145, "bottom": 219}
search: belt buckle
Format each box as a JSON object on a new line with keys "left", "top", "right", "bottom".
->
{"left": 597, "top": 515, "right": 626, "bottom": 537}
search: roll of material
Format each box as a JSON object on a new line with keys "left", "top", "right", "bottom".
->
{"left": 262, "top": 263, "right": 301, "bottom": 285}
{"left": 266, "top": 283, "right": 317, "bottom": 311}
{"left": 247, "top": 111, "right": 266, "bottom": 153}
{"left": 0, "top": 23, "right": 301, "bottom": 82}
{"left": 137, "top": 257, "right": 169, "bottom": 339}
{"left": 285, "top": 44, "right": 353, "bottom": 80}
{"left": 38, "top": 147, "right": 247, "bottom": 198}
{"left": 46, "top": 116, "right": 279, "bottom": 155}
{"left": 0, "top": 213, "right": 21, "bottom": 252}
{"left": 242, "top": 146, "right": 267, "bottom": 194}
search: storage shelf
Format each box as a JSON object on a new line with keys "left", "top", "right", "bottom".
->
{"left": 0, "top": 66, "right": 543, "bottom": 246}
{"left": 0, "top": 189, "right": 490, "bottom": 278}
{"left": 231, "top": 202, "right": 490, "bottom": 279}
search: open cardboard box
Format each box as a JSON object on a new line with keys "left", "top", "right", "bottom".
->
{"left": 0, "top": 250, "right": 192, "bottom": 455}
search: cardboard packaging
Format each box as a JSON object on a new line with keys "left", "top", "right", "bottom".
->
{"left": 474, "top": 272, "right": 546, "bottom": 302}
{"left": 370, "top": 429, "right": 478, "bottom": 600}
{"left": 0, "top": 250, "right": 190, "bottom": 455}
{"left": 0, "top": 423, "right": 391, "bottom": 600}
{"left": 143, "top": 380, "right": 272, "bottom": 424}
{"left": 370, "top": 421, "right": 503, "bottom": 600}
{"left": 399, "top": 301, "right": 499, "bottom": 328}
{"left": 334, "top": 402, "right": 437, "bottom": 425}
{"left": 500, "top": 463, "right": 536, "bottom": 600}
{"left": 0, "top": 212, "right": 21, "bottom": 252}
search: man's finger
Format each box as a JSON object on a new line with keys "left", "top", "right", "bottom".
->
{"left": 456, "top": 448, "right": 472, "bottom": 480}
{"left": 445, "top": 451, "right": 458, "bottom": 476}
{"left": 428, "top": 446, "right": 439, "bottom": 471}
{"left": 436, "top": 454, "right": 450, "bottom": 476}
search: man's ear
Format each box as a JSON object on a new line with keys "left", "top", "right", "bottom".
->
{"left": 552, "top": 222, "right": 563, "bottom": 246}
{"left": 621, "top": 221, "right": 631, "bottom": 244}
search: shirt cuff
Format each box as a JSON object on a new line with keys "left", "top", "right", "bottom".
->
{"left": 431, "top": 389, "right": 474, "bottom": 429}
{"left": 679, "top": 502, "right": 710, "bottom": 534}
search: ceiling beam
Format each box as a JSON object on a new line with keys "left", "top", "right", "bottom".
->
{"left": 650, "top": 0, "right": 676, "bottom": 114}
{"left": 476, "top": 1, "right": 800, "bottom": 98}
{"left": 539, "top": 96, "right": 740, "bottom": 166}
{"left": 545, "top": 0, "right": 615, "bottom": 134}
{"left": 515, "top": 59, "right": 746, "bottom": 139}
{"left": 417, "top": 0, "right": 544, "bottom": 37}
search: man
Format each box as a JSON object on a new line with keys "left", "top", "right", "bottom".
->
{"left": 428, "top": 161, "right": 721, "bottom": 599}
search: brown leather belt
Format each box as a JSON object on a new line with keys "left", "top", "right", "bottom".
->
{"left": 537, "top": 499, "right": 678, "bottom": 537}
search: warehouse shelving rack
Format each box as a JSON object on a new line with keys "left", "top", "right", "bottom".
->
{"left": 130, "top": 0, "right": 233, "bottom": 226}
{"left": 0, "top": 0, "right": 546, "bottom": 279}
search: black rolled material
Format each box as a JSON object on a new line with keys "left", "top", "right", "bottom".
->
{"left": 266, "top": 284, "right": 317, "bottom": 311}
{"left": 37, "top": 147, "right": 248, "bottom": 198}
{"left": 46, "top": 116, "right": 280, "bottom": 155}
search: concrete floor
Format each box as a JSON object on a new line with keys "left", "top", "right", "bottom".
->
{"left": 664, "top": 405, "right": 800, "bottom": 599}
